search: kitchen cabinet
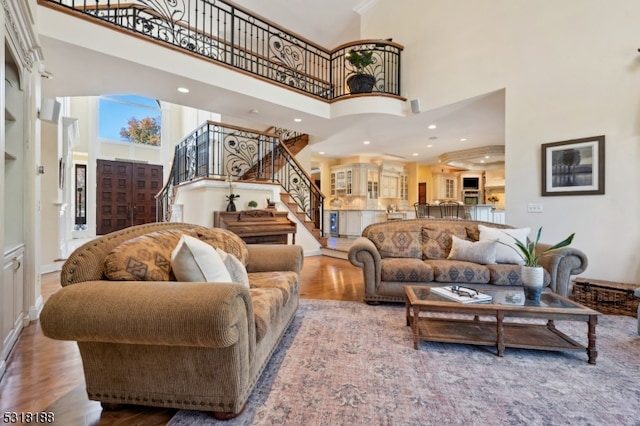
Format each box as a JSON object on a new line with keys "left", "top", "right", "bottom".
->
{"left": 491, "top": 210, "right": 506, "bottom": 224}
{"left": 468, "top": 205, "right": 493, "bottom": 222}
{"left": 433, "top": 172, "right": 457, "bottom": 200}
{"left": 337, "top": 210, "right": 378, "bottom": 237}
{"left": 361, "top": 211, "right": 376, "bottom": 230}
{"left": 399, "top": 173, "right": 409, "bottom": 201}
{"left": 330, "top": 166, "right": 353, "bottom": 195}
{"left": 332, "top": 164, "right": 379, "bottom": 198}
{"left": 379, "top": 162, "right": 406, "bottom": 199}
{"left": 366, "top": 167, "right": 379, "bottom": 199}
{"left": 380, "top": 174, "right": 399, "bottom": 198}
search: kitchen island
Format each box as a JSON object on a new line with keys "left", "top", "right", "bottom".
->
{"left": 324, "top": 205, "right": 505, "bottom": 237}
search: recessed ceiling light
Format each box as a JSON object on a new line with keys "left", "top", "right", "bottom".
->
{"left": 428, "top": 124, "right": 437, "bottom": 129}
{"left": 319, "top": 151, "right": 325, "bottom": 155}
{"left": 177, "top": 87, "right": 189, "bottom": 93}
{"left": 412, "top": 153, "right": 419, "bottom": 156}
{"left": 427, "top": 144, "right": 433, "bottom": 148}
{"left": 485, "top": 155, "right": 490, "bottom": 159}
{"left": 294, "top": 118, "right": 302, "bottom": 122}
{"left": 249, "top": 108, "right": 259, "bottom": 114}
{"left": 460, "top": 138, "right": 467, "bottom": 142}
{"left": 363, "top": 140, "right": 371, "bottom": 145}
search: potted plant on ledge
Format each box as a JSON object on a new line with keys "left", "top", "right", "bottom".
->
{"left": 505, "top": 227, "right": 575, "bottom": 304}
{"left": 345, "top": 49, "right": 376, "bottom": 94}
{"left": 247, "top": 200, "right": 258, "bottom": 210}
{"left": 225, "top": 193, "right": 240, "bottom": 212}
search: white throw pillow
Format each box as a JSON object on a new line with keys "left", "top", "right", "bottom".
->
{"left": 216, "top": 248, "right": 250, "bottom": 288}
{"left": 447, "top": 235, "right": 497, "bottom": 265}
{"left": 171, "top": 235, "right": 232, "bottom": 282}
{"left": 478, "top": 224, "right": 530, "bottom": 265}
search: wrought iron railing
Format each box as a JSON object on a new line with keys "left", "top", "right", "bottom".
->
{"left": 156, "top": 121, "right": 324, "bottom": 230}
{"left": 39, "top": 0, "right": 403, "bottom": 100}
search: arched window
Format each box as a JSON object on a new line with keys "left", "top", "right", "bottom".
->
{"left": 98, "top": 95, "right": 161, "bottom": 146}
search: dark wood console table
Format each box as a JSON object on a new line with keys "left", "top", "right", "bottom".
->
{"left": 213, "top": 210, "right": 296, "bottom": 244}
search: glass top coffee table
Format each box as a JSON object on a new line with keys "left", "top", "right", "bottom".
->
{"left": 404, "top": 285, "right": 601, "bottom": 364}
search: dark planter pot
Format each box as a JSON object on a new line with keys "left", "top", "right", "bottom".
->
{"left": 347, "top": 74, "right": 376, "bottom": 94}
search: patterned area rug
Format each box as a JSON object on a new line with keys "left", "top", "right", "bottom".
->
{"left": 168, "top": 300, "right": 640, "bottom": 426}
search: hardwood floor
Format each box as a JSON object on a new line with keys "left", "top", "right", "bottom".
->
{"left": 0, "top": 253, "right": 363, "bottom": 425}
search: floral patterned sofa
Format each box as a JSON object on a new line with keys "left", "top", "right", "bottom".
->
{"left": 40, "top": 222, "right": 303, "bottom": 419}
{"left": 348, "top": 219, "right": 588, "bottom": 304}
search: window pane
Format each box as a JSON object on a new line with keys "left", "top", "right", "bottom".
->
{"left": 98, "top": 95, "right": 161, "bottom": 146}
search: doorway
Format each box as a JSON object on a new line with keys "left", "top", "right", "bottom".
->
{"left": 96, "top": 159, "right": 163, "bottom": 235}
{"left": 418, "top": 182, "right": 427, "bottom": 203}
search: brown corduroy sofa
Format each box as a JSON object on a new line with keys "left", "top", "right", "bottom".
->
{"left": 348, "top": 219, "right": 588, "bottom": 304}
{"left": 40, "top": 222, "right": 303, "bottom": 419}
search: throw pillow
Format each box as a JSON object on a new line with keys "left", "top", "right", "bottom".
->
{"left": 171, "top": 235, "right": 232, "bottom": 283}
{"left": 478, "top": 224, "right": 530, "bottom": 265}
{"left": 216, "top": 248, "right": 250, "bottom": 288}
{"left": 421, "top": 224, "right": 468, "bottom": 259}
{"left": 193, "top": 228, "right": 249, "bottom": 265}
{"left": 447, "top": 235, "right": 497, "bottom": 265}
{"left": 104, "top": 228, "right": 198, "bottom": 281}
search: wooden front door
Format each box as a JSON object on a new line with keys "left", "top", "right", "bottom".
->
{"left": 96, "top": 160, "right": 163, "bottom": 235}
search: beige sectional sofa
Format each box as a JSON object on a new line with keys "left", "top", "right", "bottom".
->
{"left": 348, "top": 219, "right": 588, "bottom": 304}
{"left": 40, "top": 222, "right": 303, "bottom": 419}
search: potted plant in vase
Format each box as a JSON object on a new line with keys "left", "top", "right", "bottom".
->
{"left": 247, "top": 200, "right": 258, "bottom": 210}
{"left": 225, "top": 193, "right": 240, "bottom": 212}
{"left": 345, "top": 49, "right": 376, "bottom": 94}
{"left": 504, "top": 227, "right": 575, "bottom": 303}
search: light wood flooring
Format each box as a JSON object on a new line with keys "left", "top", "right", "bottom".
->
{"left": 0, "top": 252, "right": 363, "bottom": 425}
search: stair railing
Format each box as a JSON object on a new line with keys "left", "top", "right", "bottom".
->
{"left": 40, "top": 0, "right": 403, "bottom": 100}
{"left": 156, "top": 120, "right": 324, "bottom": 230}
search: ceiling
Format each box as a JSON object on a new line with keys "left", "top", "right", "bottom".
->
{"left": 38, "top": 0, "right": 505, "bottom": 170}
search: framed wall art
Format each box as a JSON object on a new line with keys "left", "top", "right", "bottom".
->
{"left": 541, "top": 135, "right": 605, "bottom": 196}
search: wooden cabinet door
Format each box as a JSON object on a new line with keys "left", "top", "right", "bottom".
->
{"left": 96, "top": 160, "right": 163, "bottom": 235}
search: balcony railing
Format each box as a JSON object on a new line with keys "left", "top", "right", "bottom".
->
{"left": 156, "top": 121, "right": 324, "bottom": 230}
{"left": 39, "top": 0, "right": 403, "bottom": 100}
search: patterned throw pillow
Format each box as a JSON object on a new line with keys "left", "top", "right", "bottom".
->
{"left": 194, "top": 228, "right": 249, "bottom": 265}
{"left": 104, "top": 228, "right": 198, "bottom": 281}
{"left": 421, "top": 224, "right": 468, "bottom": 259}
{"left": 368, "top": 228, "right": 422, "bottom": 259}
{"left": 447, "top": 235, "right": 497, "bottom": 265}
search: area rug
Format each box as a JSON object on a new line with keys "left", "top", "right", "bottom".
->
{"left": 168, "top": 300, "right": 640, "bottom": 426}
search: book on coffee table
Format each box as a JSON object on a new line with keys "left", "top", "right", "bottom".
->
{"left": 430, "top": 286, "right": 493, "bottom": 304}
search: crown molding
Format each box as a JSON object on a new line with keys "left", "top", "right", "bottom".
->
{"left": 3, "top": 0, "right": 43, "bottom": 73}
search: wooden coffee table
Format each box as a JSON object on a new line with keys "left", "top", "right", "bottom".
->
{"left": 404, "top": 285, "right": 601, "bottom": 364}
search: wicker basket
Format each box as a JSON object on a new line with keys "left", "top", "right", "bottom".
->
{"left": 572, "top": 278, "right": 639, "bottom": 317}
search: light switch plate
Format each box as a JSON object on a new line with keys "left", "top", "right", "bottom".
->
{"left": 527, "top": 203, "right": 543, "bottom": 213}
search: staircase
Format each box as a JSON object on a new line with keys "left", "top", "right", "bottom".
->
{"left": 280, "top": 191, "right": 327, "bottom": 247}
{"left": 156, "top": 121, "right": 327, "bottom": 247}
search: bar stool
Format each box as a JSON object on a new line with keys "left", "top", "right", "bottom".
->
{"left": 439, "top": 202, "right": 462, "bottom": 219}
{"left": 413, "top": 202, "right": 433, "bottom": 218}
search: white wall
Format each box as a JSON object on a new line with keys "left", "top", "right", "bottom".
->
{"left": 363, "top": 0, "right": 640, "bottom": 283}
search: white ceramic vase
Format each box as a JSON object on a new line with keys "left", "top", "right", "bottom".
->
{"left": 521, "top": 266, "right": 544, "bottom": 303}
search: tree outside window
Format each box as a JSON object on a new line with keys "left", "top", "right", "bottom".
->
{"left": 98, "top": 95, "right": 162, "bottom": 146}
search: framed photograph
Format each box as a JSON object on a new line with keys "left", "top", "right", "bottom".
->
{"left": 541, "top": 135, "right": 605, "bottom": 196}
